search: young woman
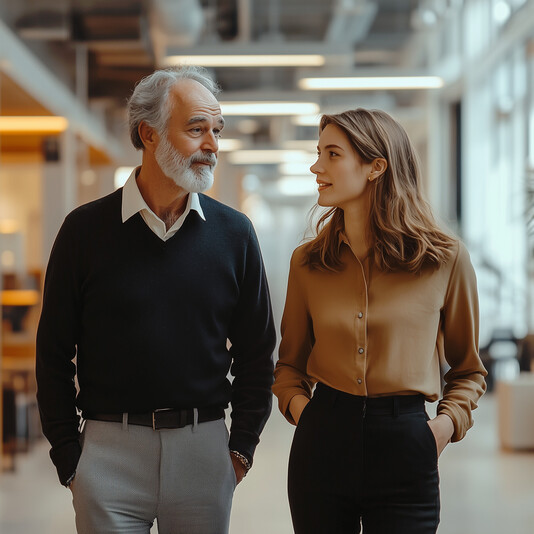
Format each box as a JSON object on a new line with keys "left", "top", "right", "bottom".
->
{"left": 272, "top": 108, "right": 487, "bottom": 534}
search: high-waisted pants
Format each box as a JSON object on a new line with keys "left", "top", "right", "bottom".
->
{"left": 288, "top": 383, "right": 440, "bottom": 534}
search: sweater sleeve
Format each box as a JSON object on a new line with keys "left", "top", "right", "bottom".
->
{"left": 272, "top": 248, "right": 315, "bottom": 425}
{"left": 437, "top": 242, "right": 487, "bottom": 442}
{"left": 227, "top": 223, "right": 276, "bottom": 464}
{"left": 36, "top": 214, "right": 82, "bottom": 485}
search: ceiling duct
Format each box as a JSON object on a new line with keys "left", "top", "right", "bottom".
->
{"left": 15, "top": 2, "right": 71, "bottom": 41}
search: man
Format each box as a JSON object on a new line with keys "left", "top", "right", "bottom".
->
{"left": 36, "top": 65, "right": 276, "bottom": 534}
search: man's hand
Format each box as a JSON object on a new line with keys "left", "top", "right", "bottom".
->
{"left": 427, "top": 413, "right": 454, "bottom": 457}
{"left": 289, "top": 395, "right": 310, "bottom": 425}
{"left": 230, "top": 454, "right": 247, "bottom": 485}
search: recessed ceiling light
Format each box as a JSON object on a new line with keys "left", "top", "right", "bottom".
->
{"left": 164, "top": 55, "right": 325, "bottom": 67}
{"left": 220, "top": 102, "right": 320, "bottom": 116}
{"left": 228, "top": 150, "right": 315, "bottom": 165}
{"left": 298, "top": 76, "right": 444, "bottom": 91}
{"left": 0, "top": 116, "right": 68, "bottom": 133}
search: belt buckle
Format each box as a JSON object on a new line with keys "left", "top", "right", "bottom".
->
{"left": 152, "top": 408, "right": 173, "bottom": 430}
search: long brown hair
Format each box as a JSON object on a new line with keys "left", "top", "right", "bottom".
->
{"left": 303, "top": 108, "right": 455, "bottom": 273}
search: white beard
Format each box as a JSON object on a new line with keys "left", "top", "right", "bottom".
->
{"left": 154, "top": 134, "right": 216, "bottom": 193}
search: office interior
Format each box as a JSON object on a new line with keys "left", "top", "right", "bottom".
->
{"left": 1, "top": 0, "right": 534, "bottom": 532}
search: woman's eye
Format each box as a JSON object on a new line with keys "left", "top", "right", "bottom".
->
{"left": 329, "top": 151, "right": 338, "bottom": 157}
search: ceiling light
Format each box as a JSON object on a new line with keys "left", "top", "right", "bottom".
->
{"left": 280, "top": 162, "right": 315, "bottom": 175}
{"left": 493, "top": 1, "right": 511, "bottom": 24}
{"left": 298, "top": 76, "right": 444, "bottom": 91}
{"left": 0, "top": 116, "right": 68, "bottom": 133}
{"left": 218, "top": 139, "right": 243, "bottom": 151}
{"left": 292, "top": 115, "right": 322, "bottom": 127}
{"left": 282, "top": 140, "right": 317, "bottom": 151}
{"left": 164, "top": 55, "right": 325, "bottom": 67}
{"left": 0, "top": 220, "right": 19, "bottom": 234}
{"left": 277, "top": 176, "right": 317, "bottom": 197}
{"left": 220, "top": 102, "right": 320, "bottom": 116}
{"left": 228, "top": 150, "right": 315, "bottom": 165}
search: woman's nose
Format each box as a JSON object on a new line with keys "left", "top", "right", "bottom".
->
{"left": 310, "top": 159, "right": 322, "bottom": 174}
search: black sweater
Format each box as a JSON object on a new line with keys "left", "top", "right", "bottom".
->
{"left": 36, "top": 189, "right": 276, "bottom": 485}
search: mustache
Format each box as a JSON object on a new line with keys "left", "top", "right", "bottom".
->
{"left": 190, "top": 152, "right": 217, "bottom": 166}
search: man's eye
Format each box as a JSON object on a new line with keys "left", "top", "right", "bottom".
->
{"left": 214, "top": 130, "right": 222, "bottom": 138}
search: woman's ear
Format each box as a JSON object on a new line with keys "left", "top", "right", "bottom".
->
{"left": 369, "top": 158, "right": 387, "bottom": 181}
{"left": 138, "top": 122, "right": 159, "bottom": 152}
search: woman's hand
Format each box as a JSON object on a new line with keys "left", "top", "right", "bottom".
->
{"left": 289, "top": 395, "right": 310, "bottom": 425}
{"left": 427, "top": 413, "right": 454, "bottom": 457}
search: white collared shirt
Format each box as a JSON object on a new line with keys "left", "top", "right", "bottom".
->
{"left": 121, "top": 167, "right": 206, "bottom": 241}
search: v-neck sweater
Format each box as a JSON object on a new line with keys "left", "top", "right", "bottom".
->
{"left": 36, "top": 189, "right": 276, "bottom": 484}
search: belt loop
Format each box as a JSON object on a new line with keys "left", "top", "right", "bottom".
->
{"left": 192, "top": 408, "right": 199, "bottom": 433}
{"left": 393, "top": 398, "right": 399, "bottom": 418}
{"left": 122, "top": 412, "right": 129, "bottom": 431}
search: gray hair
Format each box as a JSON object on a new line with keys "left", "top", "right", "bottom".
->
{"left": 127, "top": 65, "right": 221, "bottom": 150}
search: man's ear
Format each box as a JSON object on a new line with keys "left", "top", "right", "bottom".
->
{"left": 138, "top": 122, "right": 159, "bottom": 152}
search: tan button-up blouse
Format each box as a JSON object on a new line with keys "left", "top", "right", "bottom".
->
{"left": 272, "top": 239, "right": 487, "bottom": 442}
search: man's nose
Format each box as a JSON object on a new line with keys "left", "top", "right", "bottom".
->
{"left": 202, "top": 132, "right": 219, "bottom": 153}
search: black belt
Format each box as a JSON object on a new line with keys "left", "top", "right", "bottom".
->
{"left": 86, "top": 407, "right": 225, "bottom": 430}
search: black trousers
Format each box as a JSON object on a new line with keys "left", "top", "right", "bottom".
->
{"left": 288, "top": 383, "right": 440, "bottom": 534}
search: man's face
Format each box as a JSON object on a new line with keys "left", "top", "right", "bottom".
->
{"left": 154, "top": 79, "right": 224, "bottom": 193}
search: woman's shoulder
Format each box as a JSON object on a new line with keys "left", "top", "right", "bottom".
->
{"left": 290, "top": 242, "right": 315, "bottom": 269}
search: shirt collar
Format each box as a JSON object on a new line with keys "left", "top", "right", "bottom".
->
{"left": 121, "top": 166, "right": 206, "bottom": 223}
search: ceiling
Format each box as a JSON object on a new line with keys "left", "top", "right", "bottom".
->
{"left": 0, "top": 0, "right": 435, "bottom": 160}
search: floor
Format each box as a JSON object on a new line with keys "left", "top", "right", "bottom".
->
{"left": 1, "top": 392, "right": 533, "bottom": 534}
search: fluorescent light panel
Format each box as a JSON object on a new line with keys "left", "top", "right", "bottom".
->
{"left": 218, "top": 138, "right": 243, "bottom": 151}
{"left": 165, "top": 55, "right": 325, "bottom": 67}
{"left": 280, "top": 162, "right": 315, "bottom": 175}
{"left": 220, "top": 101, "right": 320, "bottom": 116}
{"left": 228, "top": 150, "right": 315, "bottom": 165}
{"left": 277, "top": 176, "right": 317, "bottom": 197}
{"left": 292, "top": 114, "right": 322, "bottom": 127}
{"left": 299, "top": 76, "right": 444, "bottom": 90}
{"left": 0, "top": 116, "right": 68, "bottom": 133}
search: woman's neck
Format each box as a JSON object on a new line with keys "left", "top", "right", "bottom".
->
{"left": 342, "top": 200, "right": 372, "bottom": 260}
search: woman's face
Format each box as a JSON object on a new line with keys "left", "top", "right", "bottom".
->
{"left": 310, "top": 124, "right": 372, "bottom": 210}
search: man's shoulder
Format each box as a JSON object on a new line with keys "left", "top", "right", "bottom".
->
{"left": 199, "top": 194, "right": 252, "bottom": 231}
{"left": 66, "top": 189, "right": 122, "bottom": 225}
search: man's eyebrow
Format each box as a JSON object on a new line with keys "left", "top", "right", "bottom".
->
{"left": 187, "top": 116, "right": 225, "bottom": 128}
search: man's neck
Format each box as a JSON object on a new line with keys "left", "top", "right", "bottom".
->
{"left": 136, "top": 159, "right": 189, "bottom": 228}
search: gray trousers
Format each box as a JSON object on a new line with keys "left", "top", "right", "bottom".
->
{"left": 70, "top": 417, "right": 236, "bottom": 534}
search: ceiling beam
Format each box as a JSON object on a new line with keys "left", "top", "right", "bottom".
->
{"left": 0, "top": 18, "right": 127, "bottom": 162}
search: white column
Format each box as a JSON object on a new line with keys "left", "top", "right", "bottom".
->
{"left": 41, "top": 129, "right": 78, "bottom": 264}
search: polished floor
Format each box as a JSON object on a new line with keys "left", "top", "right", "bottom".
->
{"left": 0, "top": 392, "right": 533, "bottom": 534}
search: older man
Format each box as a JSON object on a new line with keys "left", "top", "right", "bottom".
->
{"left": 36, "top": 66, "right": 276, "bottom": 534}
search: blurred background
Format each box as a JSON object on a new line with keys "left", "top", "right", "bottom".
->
{"left": 1, "top": 0, "right": 534, "bottom": 532}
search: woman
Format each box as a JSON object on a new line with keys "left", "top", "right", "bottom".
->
{"left": 272, "top": 108, "right": 487, "bottom": 534}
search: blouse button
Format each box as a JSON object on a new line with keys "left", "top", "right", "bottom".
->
{"left": 358, "top": 347, "right": 364, "bottom": 354}
{"left": 358, "top": 312, "right": 363, "bottom": 318}
{"left": 357, "top": 378, "right": 362, "bottom": 384}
